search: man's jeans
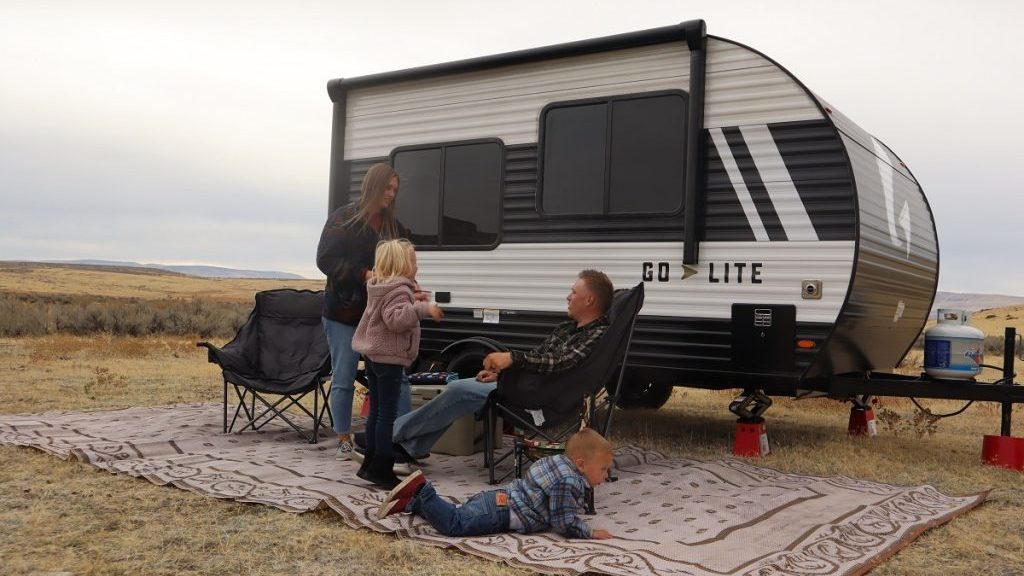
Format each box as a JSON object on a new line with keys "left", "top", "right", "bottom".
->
{"left": 392, "top": 377, "right": 496, "bottom": 457}
{"left": 323, "top": 317, "right": 411, "bottom": 435}
{"left": 410, "top": 482, "right": 509, "bottom": 537}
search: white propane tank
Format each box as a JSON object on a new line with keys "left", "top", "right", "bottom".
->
{"left": 924, "top": 309, "right": 985, "bottom": 379}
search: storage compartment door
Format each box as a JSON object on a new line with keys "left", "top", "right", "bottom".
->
{"left": 731, "top": 304, "right": 796, "bottom": 372}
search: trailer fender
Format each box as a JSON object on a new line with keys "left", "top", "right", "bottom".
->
{"left": 440, "top": 337, "right": 509, "bottom": 379}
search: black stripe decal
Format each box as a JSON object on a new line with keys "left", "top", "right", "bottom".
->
{"left": 767, "top": 121, "right": 856, "bottom": 241}
{"left": 721, "top": 127, "right": 788, "bottom": 241}
{"left": 703, "top": 137, "right": 756, "bottom": 241}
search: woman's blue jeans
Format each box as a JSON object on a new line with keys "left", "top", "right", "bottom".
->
{"left": 411, "top": 483, "right": 510, "bottom": 537}
{"left": 322, "top": 317, "right": 411, "bottom": 435}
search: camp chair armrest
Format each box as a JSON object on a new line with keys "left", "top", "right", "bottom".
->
{"left": 196, "top": 341, "right": 220, "bottom": 364}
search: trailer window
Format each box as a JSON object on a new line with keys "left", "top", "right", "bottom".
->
{"left": 392, "top": 140, "right": 502, "bottom": 249}
{"left": 540, "top": 91, "right": 686, "bottom": 217}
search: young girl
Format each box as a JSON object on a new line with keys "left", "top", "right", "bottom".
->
{"left": 352, "top": 239, "right": 443, "bottom": 489}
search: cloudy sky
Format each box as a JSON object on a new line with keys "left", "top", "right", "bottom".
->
{"left": 1, "top": 0, "right": 1020, "bottom": 294}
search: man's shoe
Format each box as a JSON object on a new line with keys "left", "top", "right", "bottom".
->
{"left": 394, "top": 442, "right": 429, "bottom": 463}
{"left": 351, "top": 446, "right": 365, "bottom": 464}
{"left": 392, "top": 461, "right": 417, "bottom": 476}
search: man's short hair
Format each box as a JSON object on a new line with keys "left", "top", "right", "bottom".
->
{"left": 565, "top": 427, "right": 613, "bottom": 460}
{"left": 578, "top": 269, "right": 614, "bottom": 313}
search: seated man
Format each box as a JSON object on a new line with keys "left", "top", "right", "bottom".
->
{"left": 387, "top": 269, "right": 614, "bottom": 460}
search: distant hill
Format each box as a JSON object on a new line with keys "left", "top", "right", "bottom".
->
{"left": 42, "top": 259, "right": 306, "bottom": 280}
{"left": 932, "top": 291, "right": 1024, "bottom": 314}
{"left": 0, "top": 261, "right": 322, "bottom": 302}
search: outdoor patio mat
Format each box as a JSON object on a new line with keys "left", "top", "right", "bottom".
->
{"left": 0, "top": 403, "right": 986, "bottom": 576}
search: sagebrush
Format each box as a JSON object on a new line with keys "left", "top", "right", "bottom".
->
{"left": 0, "top": 292, "right": 250, "bottom": 338}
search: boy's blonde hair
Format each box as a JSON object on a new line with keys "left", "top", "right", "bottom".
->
{"left": 371, "top": 239, "right": 415, "bottom": 283}
{"left": 564, "top": 427, "right": 613, "bottom": 460}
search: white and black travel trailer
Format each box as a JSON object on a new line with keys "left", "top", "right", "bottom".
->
{"left": 325, "top": 20, "right": 939, "bottom": 410}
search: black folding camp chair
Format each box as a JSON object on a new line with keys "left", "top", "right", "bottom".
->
{"left": 483, "top": 282, "right": 645, "bottom": 485}
{"left": 198, "top": 289, "right": 332, "bottom": 443}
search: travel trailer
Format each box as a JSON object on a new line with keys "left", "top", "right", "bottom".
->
{"left": 325, "top": 20, "right": 938, "bottom": 410}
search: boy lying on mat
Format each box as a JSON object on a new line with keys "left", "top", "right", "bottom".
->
{"left": 377, "top": 427, "right": 614, "bottom": 539}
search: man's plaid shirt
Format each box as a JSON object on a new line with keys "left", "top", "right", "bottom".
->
{"left": 509, "top": 316, "right": 609, "bottom": 374}
{"left": 507, "top": 453, "right": 593, "bottom": 538}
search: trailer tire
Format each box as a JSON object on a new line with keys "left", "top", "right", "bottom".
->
{"left": 612, "top": 380, "right": 673, "bottom": 410}
{"left": 445, "top": 347, "right": 489, "bottom": 381}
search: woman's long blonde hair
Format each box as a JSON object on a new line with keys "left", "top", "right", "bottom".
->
{"left": 344, "top": 163, "right": 400, "bottom": 238}
{"left": 370, "top": 239, "right": 416, "bottom": 284}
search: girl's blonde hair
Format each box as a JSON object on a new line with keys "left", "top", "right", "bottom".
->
{"left": 371, "top": 239, "right": 416, "bottom": 283}
{"left": 344, "top": 163, "right": 400, "bottom": 239}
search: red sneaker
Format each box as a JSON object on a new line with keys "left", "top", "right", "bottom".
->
{"left": 384, "top": 469, "right": 426, "bottom": 504}
{"left": 377, "top": 495, "right": 412, "bottom": 519}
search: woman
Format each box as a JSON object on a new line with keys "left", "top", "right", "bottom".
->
{"left": 316, "top": 163, "right": 415, "bottom": 460}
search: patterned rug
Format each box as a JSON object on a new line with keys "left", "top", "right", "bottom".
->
{"left": 0, "top": 404, "right": 985, "bottom": 576}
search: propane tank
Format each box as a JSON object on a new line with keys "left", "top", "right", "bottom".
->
{"left": 924, "top": 309, "right": 985, "bottom": 379}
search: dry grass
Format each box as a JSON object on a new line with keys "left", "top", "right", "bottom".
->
{"left": 1, "top": 266, "right": 1023, "bottom": 575}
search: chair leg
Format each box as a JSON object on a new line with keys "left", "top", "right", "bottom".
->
{"left": 312, "top": 381, "right": 319, "bottom": 444}
{"left": 228, "top": 386, "right": 251, "bottom": 433}
{"left": 514, "top": 438, "right": 524, "bottom": 479}
{"left": 223, "top": 379, "right": 228, "bottom": 433}
{"left": 322, "top": 383, "right": 334, "bottom": 429}
{"left": 485, "top": 397, "right": 496, "bottom": 485}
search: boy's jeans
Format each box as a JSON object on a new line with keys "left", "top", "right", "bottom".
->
{"left": 411, "top": 483, "right": 510, "bottom": 537}
{"left": 323, "top": 317, "right": 411, "bottom": 435}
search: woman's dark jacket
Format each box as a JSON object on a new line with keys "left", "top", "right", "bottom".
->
{"left": 316, "top": 204, "right": 407, "bottom": 325}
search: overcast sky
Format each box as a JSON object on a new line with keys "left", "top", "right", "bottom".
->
{"left": 1, "top": 0, "right": 1020, "bottom": 294}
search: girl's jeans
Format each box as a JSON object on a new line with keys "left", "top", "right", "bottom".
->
{"left": 363, "top": 359, "right": 404, "bottom": 458}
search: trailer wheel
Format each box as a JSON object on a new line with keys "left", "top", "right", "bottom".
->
{"left": 612, "top": 380, "right": 673, "bottom": 410}
{"left": 445, "top": 347, "right": 489, "bottom": 380}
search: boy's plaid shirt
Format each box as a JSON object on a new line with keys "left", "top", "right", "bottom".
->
{"left": 508, "top": 316, "right": 609, "bottom": 374}
{"left": 507, "top": 453, "right": 592, "bottom": 538}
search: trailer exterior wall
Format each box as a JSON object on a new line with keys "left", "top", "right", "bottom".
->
{"left": 341, "top": 39, "right": 823, "bottom": 160}
{"left": 326, "top": 23, "right": 937, "bottom": 386}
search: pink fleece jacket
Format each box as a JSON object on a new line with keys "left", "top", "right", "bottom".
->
{"left": 351, "top": 276, "right": 430, "bottom": 367}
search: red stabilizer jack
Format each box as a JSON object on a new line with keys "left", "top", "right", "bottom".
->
{"left": 848, "top": 407, "right": 878, "bottom": 437}
{"left": 982, "top": 435, "right": 1024, "bottom": 471}
{"left": 734, "top": 420, "right": 770, "bottom": 457}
